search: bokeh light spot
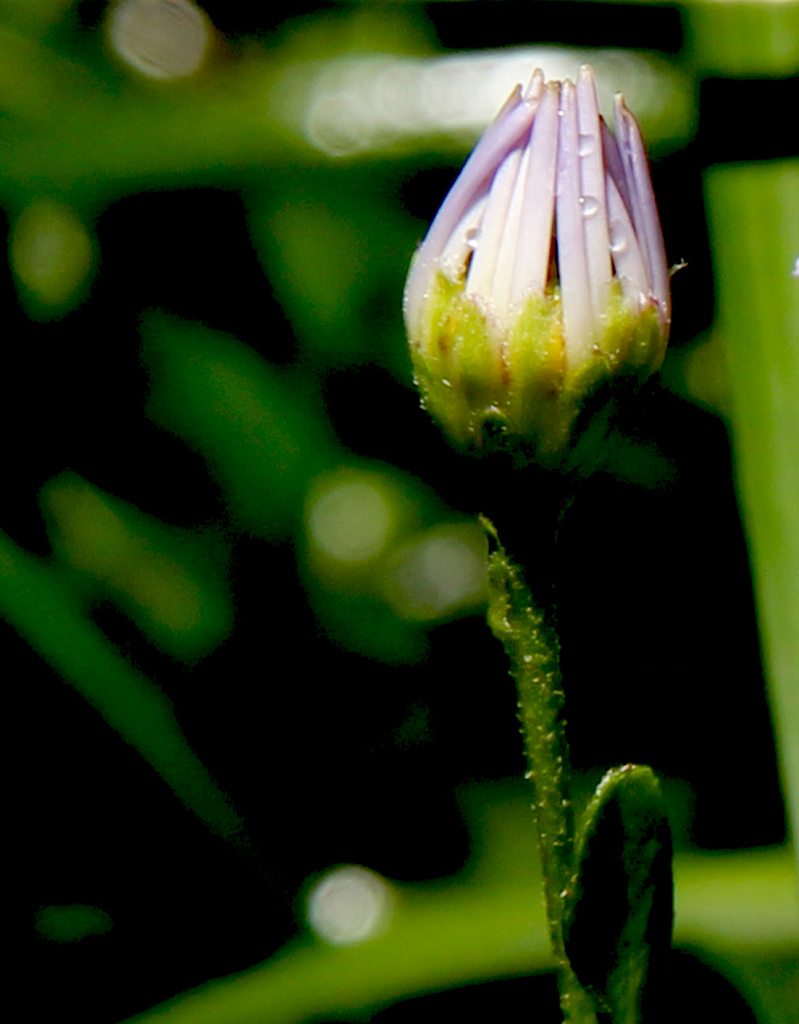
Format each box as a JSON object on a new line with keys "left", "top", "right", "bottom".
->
{"left": 308, "top": 479, "right": 393, "bottom": 564}
{"left": 307, "top": 866, "right": 393, "bottom": 946}
{"left": 11, "top": 200, "right": 93, "bottom": 314}
{"left": 384, "top": 524, "right": 487, "bottom": 622}
{"left": 107, "top": 0, "right": 209, "bottom": 80}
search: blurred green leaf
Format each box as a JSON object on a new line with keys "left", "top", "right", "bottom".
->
{"left": 40, "top": 470, "right": 233, "bottom": 663}
{"left": 0, "top": 527, "right": 244, "bottom": 842}
{"left": 247, "top": 176, "right": 419, "bottom": 377}
{"left": 141, "top": 311, "right": 338, "bottom": 538}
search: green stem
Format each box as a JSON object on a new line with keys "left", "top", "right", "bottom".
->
{"left": 483, "top": 517, "right": 596, "bottom": 1024}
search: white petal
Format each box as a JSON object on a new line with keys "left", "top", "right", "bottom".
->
{"left": 576, "top": 65, "right": 611, "bottom": 326}
{"left": 465, "top": 145, "right": 523, "bottom": 316}
{"left": 511, "top": 80, "right": 559, "bottom": 308}
{"left": 556, "top": 79, "right": 593, "bottom": 369}
{"left": 606, "top": 173, "right": 650, "bottom": 310}
{"left": 523, "top": 66, "right": 546, "bottom": 102}
{"left": 491, "top": 146, "right": 529, "bottom": 322}
{"left": 437, "top": 193, "right": 488, "bottom": 283}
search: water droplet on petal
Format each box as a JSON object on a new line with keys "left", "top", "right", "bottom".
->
{"left": 609, "top": 221, "right": 628, "bottom": 255}
{"left": 579, "top": 195, "right": 599, "bottom": 218}
{"left": 578, "top": 132, "right": 596, "bottom": 157}
{"left": 465, "top": 228, "right": 481, "bottom": 250}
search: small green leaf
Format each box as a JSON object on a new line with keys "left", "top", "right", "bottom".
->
{"left": 563, "top": 765, "right": 673, "bottom": 1024}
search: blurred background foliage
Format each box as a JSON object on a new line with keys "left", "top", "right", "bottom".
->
{"left": 2, "top": 1, "right": 797, "bottom": 1023}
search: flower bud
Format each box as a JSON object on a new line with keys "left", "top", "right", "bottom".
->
{"left": 403, "top": 65, "right": 670, "bottom": 458}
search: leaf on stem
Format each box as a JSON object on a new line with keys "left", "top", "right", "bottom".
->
{"left": 563, "top": 764, "right": 673, "bottom": 1024}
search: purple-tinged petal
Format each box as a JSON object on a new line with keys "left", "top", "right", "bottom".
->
{"left": 556, "top": 79, "right": 593, "bottom": 368}
{"left": 425, "top": 86, "right": 529, "bottom": 255}
{"left": 600, "top": 119, "right": 633, "bottom": 222}
{"left": 601, "top": 114, "right": 661, "bottom": 313}
{"left": 457, "top": 73, "right": 546, "bottom": 324}
{"left": 404, "top": 83, "right": 541, "bottom": 337}
{"left": 614, "top": 95, "right": 670, "bottom": 322}
{"left": 576, "top": 65, "right": 611, "bottom": 327}
{"left": 605, "top": 173, "right": 650, "bottom": 309}
{"left": 511, "top": 80, "right": 560, "bottom": 308}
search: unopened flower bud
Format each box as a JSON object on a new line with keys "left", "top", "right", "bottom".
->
{"left": 403, "top": 65, "right": 670, "bottom": 458}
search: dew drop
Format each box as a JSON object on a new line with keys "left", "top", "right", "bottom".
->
{"left": 579, "top": 195, "right": 599, "bottom": 218}
{"left": 465, "top": 228, "right": 481, "bottom": 250}
{"left": 578, "top": 132, "right": 596, "bottom": 157}
{"left": 609, "top": 221, "right": 628, "bottom": 255}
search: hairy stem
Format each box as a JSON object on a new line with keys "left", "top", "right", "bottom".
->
{"left": 483, "top": 517, "right": 596, "bottom": 1024}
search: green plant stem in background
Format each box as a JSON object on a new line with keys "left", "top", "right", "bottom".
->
{"left": 116, "top": 813, "right": 798, "bottom": 1024}
{"left": 685, "top": 0, "right": 799, "bottom": 77}
{"left": 484, "top": 519, "right": 596, "bottom": 1024}
{"left": 704, "top": 160, "right": 799, "bottom": 871}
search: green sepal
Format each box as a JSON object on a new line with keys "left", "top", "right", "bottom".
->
{"left": 409, "top": 272, "right": 666, "bottom": 463}
{"left": 562, "top": 764, "right": 673, "bottom": 1024}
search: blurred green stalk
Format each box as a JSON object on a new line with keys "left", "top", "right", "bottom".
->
{"left": 0, "top": 528, "right": 244, "bottom": 842}
{"left": 686, "top": 0, "right": 799, "bottom": 77}
{"left": 122, "top": 845, "right": 797, "bottom": 1024}
{"left": 704, "top": 160, "right": 799, "bottom": 871}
